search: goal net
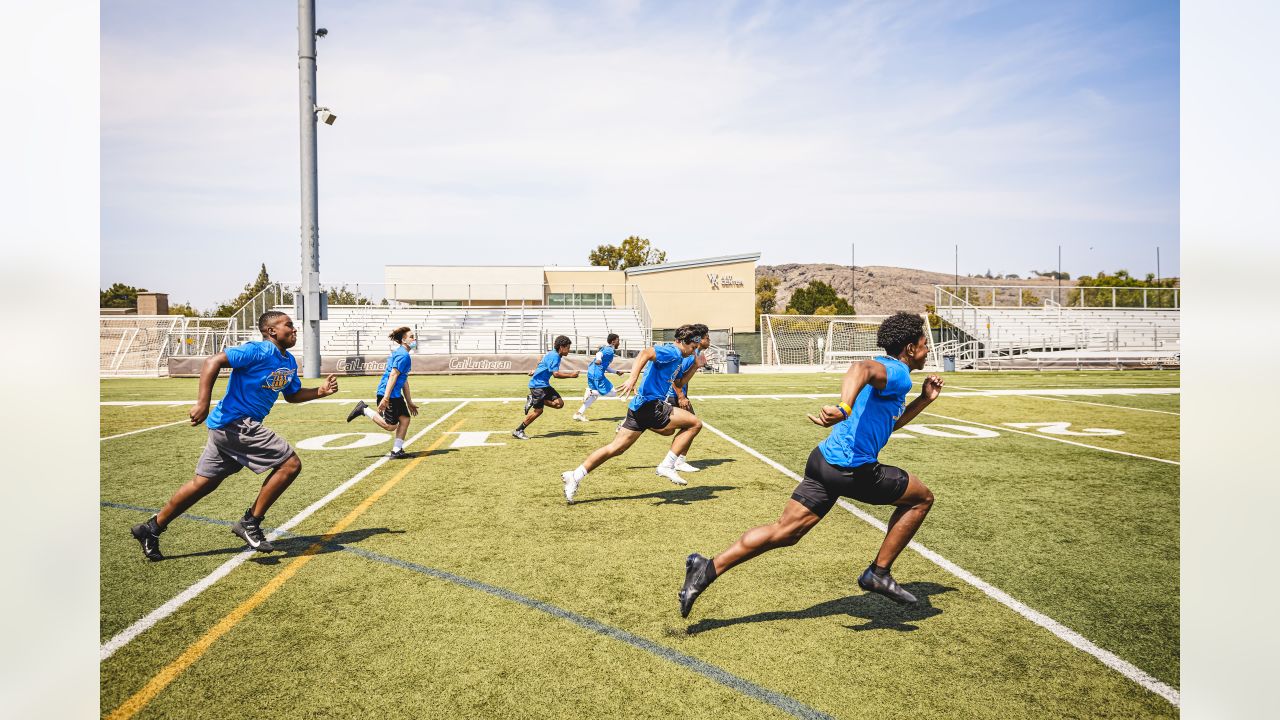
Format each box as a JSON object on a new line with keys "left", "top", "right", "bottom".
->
{"left": 761, "top": 314, "right": 939, "bottom": 369}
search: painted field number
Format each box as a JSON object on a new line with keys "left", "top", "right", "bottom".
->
{"left": 1003, "top": 422, "right": 1124, "bottom": 437}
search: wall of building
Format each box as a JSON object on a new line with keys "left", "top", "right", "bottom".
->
{"left": 628, "top": 258, "right": 757, "bottom": 332}
{"left": 543, "top": 269, "right": 627, "bottom": 306}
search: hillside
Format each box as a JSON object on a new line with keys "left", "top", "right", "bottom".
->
{"left": 757, "top": 264, "right": 1076, "bottom": 315}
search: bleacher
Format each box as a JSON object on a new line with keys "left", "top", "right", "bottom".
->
{"left": 308, "top": 305, "right": 648, "bottom": 356}
{"left": 936, "top": 306, "right": 1181, "bottom": 354}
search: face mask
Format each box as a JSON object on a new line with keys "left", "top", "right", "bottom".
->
{"left": 408, "top": 340, "right": 418, "bottom": 350}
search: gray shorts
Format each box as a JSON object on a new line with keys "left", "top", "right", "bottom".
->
{"left": 196, "top": 417, "right": 295, "bottom": 479}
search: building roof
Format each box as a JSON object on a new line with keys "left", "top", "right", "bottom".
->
{"left": 623, "top": 252, "right": 762, "bottom": 276}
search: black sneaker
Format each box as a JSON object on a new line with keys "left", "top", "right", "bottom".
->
{"left": 130, "top": 516, "right": 164, "bottom": 561}
{"left": 678, "top": 553, "right": 715, "bottom": 618}
{"left": 346, "top": 400, "right": 368, "bottom": 423}
{"left": 389, "top": 448, "right": 410, "bottom": 459}
{"left": 857, "top": 565, "right": 917, "bottom": 604}
{"left": 231, "top": 513, "right": 276, "bottom": 552}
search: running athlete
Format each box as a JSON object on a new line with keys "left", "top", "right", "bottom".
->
{"left": 513, "top": 335, "right": 579, "bottom": 440}
{"left": 678, "top": 312, "right": 942, "bottom": 616}
{"left": 560, "top": 324, "right": 705, "bottom": 503}
{"left": 130, "top": 311, "right": 339, "bottom": 560}
{"left": 573, "top": 333, "right": 626, "bottom": 422}
{"left": 345, "top": 326, "right": 419, "bottom": 459}
{"left": 663, "top": 330, "right": 712, "bottom": 473}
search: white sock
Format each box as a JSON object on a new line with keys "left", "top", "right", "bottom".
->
{"left": 363, "top": 408, "right": 380, "bottom": 421}
{"left": 663, "top": 451, "right": 679, "bottom": 468}
{"left": 581, "top": 393, "right": 599, "bottom": 412}
{"left": 393, "top": 438, "right": 405, "bottom": 451}
{"left": 573, "top": 465, "right": 588, "bottom": 481}
{"left": 677, "top": 454, "right": 687, "bottom": 466}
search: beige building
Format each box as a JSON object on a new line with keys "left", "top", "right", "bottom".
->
{"left": 384, "top": 252, "right": 759, "bottom": 332}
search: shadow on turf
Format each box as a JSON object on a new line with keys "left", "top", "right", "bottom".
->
{"left": 686, "top": 582, "right": 957, "bottom": 634}
{"left": 245, "top": 527, "right": 407, "bottom": 565}
{"left": 536, "top": 430, "right": 593, "bottom": 438}
{"left": 572, "top": 484, "right": 739, "bottom": 506}
{"left": 360, "top": 448, "right": 459, "bottom": 459}
{"left": 623, "top": 458, "right": 736, "bottom": 471}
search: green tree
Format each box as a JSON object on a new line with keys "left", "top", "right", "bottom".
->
{"left": 212, "top": 263, "right": 274, "bottom": 317}
{"left": 325, "top": 285, "right": 376, "bottom": 305}
{"left": 755, "top": 274, "right": 780, "bottom": 328}
{"left": 1067, "top": 269, "right": 1179, "bottom": 308}
{"left": 588, "top": 236, "right": 667, "bottom": 270}
{"left": 786, "top": 280, "right": 854, "bottom": 315}
{"left": 169, "top": 302, "right": 201, "bottom": 317}
{"left": 100, "top": 283, "right": 147, "bottom": 309}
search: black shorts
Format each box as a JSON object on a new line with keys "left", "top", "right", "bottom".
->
{"left": 376, "top": 395, "right": 410, "bottom": 424}
{"left": 665, "top": 397, "right": 695, "bottom": 416}
{"left": 527, "top": 386, "right": 561, "bottom": 410}
{"left": 621, "top": 399, "right": 673, "bottom": 432}
{"left": 790, "top": 447, "right": 910, "bottom": 517}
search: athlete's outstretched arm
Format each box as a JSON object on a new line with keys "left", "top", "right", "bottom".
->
{"left": 284, "top": 375, "right": 339, "bottom": 403}
{"left": 807, "top": 359, "right": 888, "bottom": 427}
{"left": 893, "top": 375, "right": 944, "bottom": 430}
{"left": 189, "top": 352, "right": 232, "bottom": 425}
{"left": 618, "top": 346, "right": 656, "bottom": 399}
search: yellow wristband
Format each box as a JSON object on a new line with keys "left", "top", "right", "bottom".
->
{"left": 838, "top": 402, "right": 852, "bottom": 418}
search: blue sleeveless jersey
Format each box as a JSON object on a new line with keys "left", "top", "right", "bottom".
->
{"left": 817, "top": 357, "right": 912, "bottom": 467}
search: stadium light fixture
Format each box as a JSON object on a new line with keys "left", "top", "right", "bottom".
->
{"left": 315, "top": 106, "right": 337, "bottom": 125}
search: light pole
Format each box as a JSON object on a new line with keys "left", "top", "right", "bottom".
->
{"left": 297, "top": 0, "right": 329, "bottom": 377}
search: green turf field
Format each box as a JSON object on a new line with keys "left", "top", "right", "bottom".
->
{"left": 100, "top": 371, "right": 1179, "bottom": 718}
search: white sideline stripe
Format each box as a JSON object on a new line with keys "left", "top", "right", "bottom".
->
{"left": 101, "top": 419, "right": 188, "bottom": 441}
{"left": 699, "top": 420, "right": 1179, "bottom": 707}
{"left": 99, "top": 387, "right": 1180, "bottom": 407}
{"left": 99, "top": 401, "right": 469, "bottom": 662}
{"left": 1022, "top": 394, "right": 1180, "bottom": 416}
{"left": 919, "top": 412, "right": 1180, "bottom": 465}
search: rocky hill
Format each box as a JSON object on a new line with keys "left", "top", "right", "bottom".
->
{"left": 757, "top": 264, "right": 1077, "bottom": 315}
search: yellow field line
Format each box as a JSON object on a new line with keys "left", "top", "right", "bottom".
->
{"left": 106, "top": 419, "right": 465, "bottom": 720}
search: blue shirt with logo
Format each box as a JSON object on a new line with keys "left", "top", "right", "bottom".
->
{"left": 629, "top": 343, "right": 685, "bottom": 411}
{"left": 665, "top": 349, "right": 700, "bottom": 402}
{"left": 588, "top": 345, "right": 616, "bottom": 379}
{"left": 529, "top": 350, "right": 561, "bottom": 388}
{"left": 206, "top": 341, "right": 302, "bottom": 429}
{"left": 818, "top": 357, "right": 912, "bottom": 468}
{"left": 377, "top": 346, "right": 412, "bottom": 398}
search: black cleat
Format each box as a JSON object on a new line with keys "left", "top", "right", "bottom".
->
{"left": 130, "top": 516, "right": 164, "bottom": 562}
{"left": 231, "top": 513, "right": 276, "bottom": 552}
{"left": 389, "top": 448, "right": 410, "bottom": 459}
{"left": 346, "top": 400, "right": 368, "bottom": 423}
{"left": 678, "top": 553, "right": 715, "bottom": 618}
{"left": 857, "top": 565, "right": 917, "bottom": 604}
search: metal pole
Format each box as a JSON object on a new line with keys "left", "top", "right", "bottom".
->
{"left": 954, "top": 245, "right": 958, "bottom": 292}
{"left": 850, "top": 242, "right": 855, "bottom": 310}
{"left": 1156, "top": 246, "right": 1161, "bottom": 284}
{"left": 298, "top": 0, "right": 321, "bottom": 377}
{"left": 1057, "top": 245, "right": 1061, "bottom": 298}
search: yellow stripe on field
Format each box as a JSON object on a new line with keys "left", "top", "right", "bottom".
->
{"left": 106, "top": 418, "right": 465, "bottom": 720}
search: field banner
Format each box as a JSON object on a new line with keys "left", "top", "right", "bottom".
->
{"left": 168, "top": 354, "right": 637, "bottom": 377}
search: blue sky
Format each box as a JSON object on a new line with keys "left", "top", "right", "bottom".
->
{"left": 101, "top": 0, "right": 1178, "bottom": 309}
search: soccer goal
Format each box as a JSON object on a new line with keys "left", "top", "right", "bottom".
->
{"left": 760, "top": 313, "right": 939, "bottom": 370}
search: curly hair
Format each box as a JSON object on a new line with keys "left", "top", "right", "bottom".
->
{"left": 388, "top": 326, "right": 412, "bottom": 344}
{"left": 674, "top": 323, "right": 706, "bottom": 343}
{"left": 553, "top": 335, "right": 572, "bottom": 350}
{"left": 876, "top": 312, "right": 926, "bottom": 356}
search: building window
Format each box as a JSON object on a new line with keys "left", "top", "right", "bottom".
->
{"left": 547, "top": 293, "right": 614, "bottom": 307}
{"left": 413, "top": 300, "right": 464, "bottom": 307}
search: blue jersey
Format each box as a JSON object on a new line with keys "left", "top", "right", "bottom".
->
{"left": 206, "top": 341, "right": 302, "bottom": 429}
{"left": 665, "top": 349, "right": 700, "bottom": 401}
{"left": 588, "top": 345, "right": 616, "bottom": 379}
{"left": 628, "top": 343, "right": 685, "bottom": 411}
{"left": 377, "top": 346, "right": 412, "bottom": 398}
{"left": 529, "top": 350, "right": 561, "bottom": 388}
{"left": 818, "top": 357, "right": 912, "bottom": 467}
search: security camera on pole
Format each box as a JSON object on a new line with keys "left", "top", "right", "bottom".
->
{"left": 297, "top": 1, "right": 333, "bottom": 377}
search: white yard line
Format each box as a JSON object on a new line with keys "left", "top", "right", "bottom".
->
{"left": 918, "top": 412, "right": 1179, "bottom": 465}
{"left": 699, "top": 420, "right": 1179, "bottom": 707}
{"left": 100, "top": 401, "right": 469, "bottom": 662}
{"left": 1021, "top": 394, "right": 1179, "bottom": 416}
{"left": 100, "top": 419, "right": 188, "bottom": 441}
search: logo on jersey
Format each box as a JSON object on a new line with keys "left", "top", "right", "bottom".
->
{"left": 262, "top": 367, "right": 295, "bottom": 392}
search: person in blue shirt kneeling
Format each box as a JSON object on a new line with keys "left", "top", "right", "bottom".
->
{"left": 678, "top": 312, "right": 944, "bottom": 617}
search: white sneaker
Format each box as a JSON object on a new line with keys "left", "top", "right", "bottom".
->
{"left": 656, "top": 465, "right": 687, "bottom": 486}
{"left": 562, "top": 471, "right": 580, "bottom": 503}
{"left": 572, "top": 413, "right": 588, "bottom": 422}
{"left": 675, "top": 460, "right": 699, "bottom": 473}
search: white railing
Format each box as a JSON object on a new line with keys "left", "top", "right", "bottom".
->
{"left": 934, "top": 284, "right": 1179, "bottom": 310}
